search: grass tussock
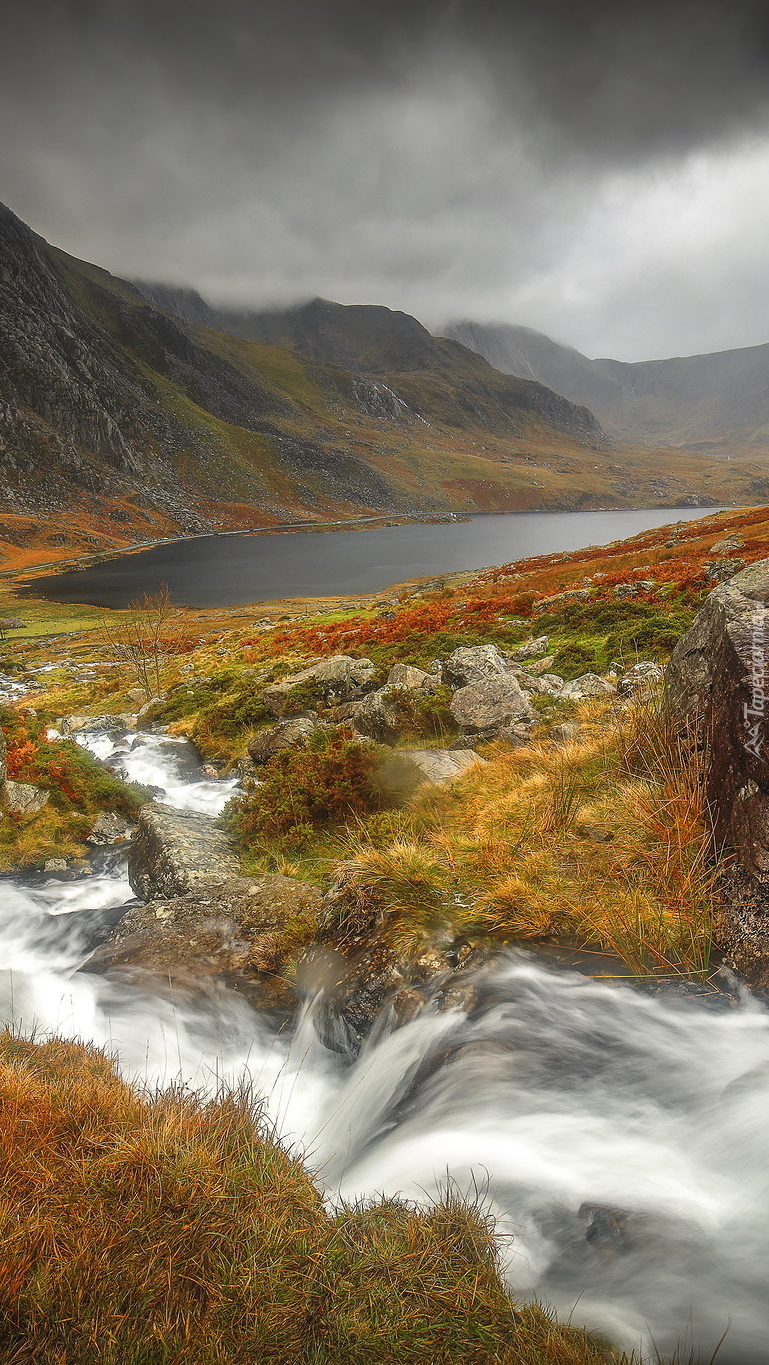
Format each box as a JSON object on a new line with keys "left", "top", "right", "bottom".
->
{"left": 0, "top": 1031, "right": 626, "bottom": 1365}
{"left": 333, "top": 693, "right": 718, "bottom": 978}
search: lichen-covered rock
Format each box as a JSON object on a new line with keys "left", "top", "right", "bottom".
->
{"left": 87, "top": 811, "right": 134, "bottom": 845}
{"left": 450, "top": 675, "right": 535, "bottom": 731}
{"left": 2, "top": 779, "right": 49, "bottom": 817}
{"left": 247, "top": 716, "right": 323, "bottom": 765}
{"left": 666, "top": 559, "right": 769, "bottom": 876}
{"left": 128, "top": 804, "right": 240, "bottom": 900}
{"left": 510, "top": 636, "right": 550, "bottom": 661}
{"left": 444, "top": 644, "right": 510, "bottom": 689}
{"left": 83, "top": 874, "right": 323, "bottom": 1013}
{"left": 262, "top": 654, "right": 375, "bottom": 715}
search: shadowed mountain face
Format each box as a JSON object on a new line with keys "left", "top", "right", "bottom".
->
{"left": 0, "top": 204, "right": 609, "bottom": 530}
{"left": 445, "top": 320, "right": 769, "bottom": 450}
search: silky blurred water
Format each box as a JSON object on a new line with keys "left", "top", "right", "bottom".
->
{"left": 2, "top": 725, "right": 767, "bottom": 1363}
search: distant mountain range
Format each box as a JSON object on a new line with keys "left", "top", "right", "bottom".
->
{"left": 444, "top": 321, "right": 769, "bottom": 450}
{"left": 3, "top": 201, "right": 769, "bottom": 538}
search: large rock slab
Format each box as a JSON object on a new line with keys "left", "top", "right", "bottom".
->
{"left": 128, "top": 804, "right": 240, "bottom": 900}
{"left": 386, "top": 662, "right": 438, "bottom": 692}
{"left": 84, "top": 874, "right": 323, "bottom": 1013}
{"left": 450, "top": 675, "right": 535, "bottom": 732}
{"left": 666, "top": 559, "right": 769, "bottom": 875}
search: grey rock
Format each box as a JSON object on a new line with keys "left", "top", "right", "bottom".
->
{"left": 450, "top": 675, "right": 535, "bottom": 731}
{"left": 128, "top": 804, "right": 240, "bottom": 900}
{"left": 83, "top": 874, "right": 323, "bottom": 1013}
{"left": 522, "top": 672, "right": 565, "bottom": 697}
{"left": 353, "top": 685, "right": 412, "bottom": 745}
{"left": 386, "top": 662, "right": 438, "bottom": 691}
{"left": 247, "top": 716, "right": 323, "bottom": 765}
{"left": 614, "top": 583, "right": 639, "bottom": 598}
{"left": 44, "top": 858, "right": 68, "bottom": 871}
{"left": 551, "top": 722, "right": 582, "bottom": 743}
{"left": 705, "top": 557, "right": 746, "bottom": 582}
{"left": 666, "top": 559, "right": 769, "bottom": 886}
{"left": 395, "top": 748, "right": 485, "bottom": 786}
{"left": 510, "top": 635, "right": 550, "bottom": 661}
{"left": 617, "top": 662, "right": 664, "bottom": 698}
{"left": 560, "top": 673, "right": 617, "bottom": 700}
{"left": 87, "top": 811, "right": 134, "bottom": 845}
{"left": 444, "top": 643, "right": 510, "bottom": 688}
{"left": 262, "top": 654, "right": 375, "bottom": 715}
{"left": 2, "top": 779, "right": 50, "bottom": 816}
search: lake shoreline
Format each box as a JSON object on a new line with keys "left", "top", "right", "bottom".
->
{"left": 20, "top": 505, "right": 729, "bottom": 612}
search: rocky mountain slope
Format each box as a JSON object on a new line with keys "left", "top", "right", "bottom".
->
{"left": 0, "top": 205, "right": 612, "bottom": 534}
{"left": 446, "top": 319, "right": 769, "bottom": 450}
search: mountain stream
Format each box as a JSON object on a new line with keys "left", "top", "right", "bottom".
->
{"left": 2, "top": 726, "right": 768, "bottom": 1363}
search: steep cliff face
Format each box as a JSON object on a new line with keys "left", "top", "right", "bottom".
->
{"left": 0, "top": 206, "right": 147, "bottom": 508}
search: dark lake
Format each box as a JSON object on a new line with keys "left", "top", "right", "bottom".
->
{"left": 31, "top": 508, "right": 725, "bottom": 609}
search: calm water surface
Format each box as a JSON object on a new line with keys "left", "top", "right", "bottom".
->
{"left": 33, "top": 508, "right": 726, "bottom": 608}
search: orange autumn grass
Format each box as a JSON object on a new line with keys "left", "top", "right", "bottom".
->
{"left": 0, "top": 1030, "right": 628, "bottom": 1365}
{"left": 334, "top": 692, "right": 717, "bottom": 977}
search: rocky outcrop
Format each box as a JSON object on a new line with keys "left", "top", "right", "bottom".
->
{"left": 444, "top": 644, "right": 510, "bottom": 689}
{"left": 128, "top": 805, "right": 240, "bottom": 900}
{"left": 262, "top": 654, "right": 375, "bottom": 716}
{"left": 386, "top": 662, "right": 439, "bottom": 691}
{"left": 84, "top": 874, "right": 323, "bottom": 1013}
{"left": 666, "top": 560, "right": 769, "bottom": 870}
{"left": 2, "top": 779, "right": 50, "bottom": 816}
{"left": 666, "top": 560, "right": 769, "bottom": 983}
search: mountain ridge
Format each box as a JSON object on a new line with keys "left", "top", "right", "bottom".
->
{"left": 444, "top": 319, "right": 769, "bottom": 449}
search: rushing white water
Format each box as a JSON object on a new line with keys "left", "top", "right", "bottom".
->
{"left": 2, "top": 730, "right": 768, "bottom": 1363}
{"left": 75, "top": 726, "right": 239, "bottom": 815}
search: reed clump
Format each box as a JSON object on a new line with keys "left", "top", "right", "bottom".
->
{"left": 0, "top": 1030, "right": 624, "bottom": 1365}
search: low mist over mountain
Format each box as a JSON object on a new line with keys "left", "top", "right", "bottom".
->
{"left": 0, "top": 205, "right": 623, "bottom": 533}
{"left": 446, "top": 320, "right": 769, "bottom": 450}
{"left": 5, "top": 202, "right": 769, "bottom": 542}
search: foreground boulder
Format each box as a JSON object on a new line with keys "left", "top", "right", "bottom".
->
{"left": 666, "top": 559, "right": 769, "bottom": 982}
{"left": 128, "top": 805, "right": 240, "bottom": 900}
{"left": 84, "top": 874, "right": 323, "bottom": 1012}
{"left": 667, "top": 559, "right": 769, "bottom": 871}
{"left": 352, "top": 685, "right": 413, "bottom": 745}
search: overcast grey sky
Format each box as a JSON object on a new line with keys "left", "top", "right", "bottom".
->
{"left": 2, "top": 0, "right": 769, "bottom": 360}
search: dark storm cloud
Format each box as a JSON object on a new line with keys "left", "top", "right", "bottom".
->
{"left": 2, "top": 0, "right": 769, "bottom": 358}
